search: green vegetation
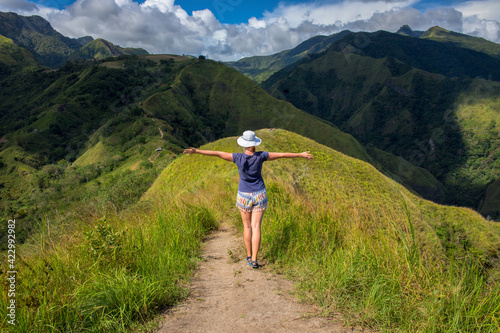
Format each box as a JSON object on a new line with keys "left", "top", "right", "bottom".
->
{"left": 69, "top": 38, "right": 148, "bottom": 61}
{"left": 421, "top": 26, "right": 500, "bottom": 59}
{"left": 366, "top": 147, "right": 446, "bottom": 202}
{"left": 0, "top": 203, "right": 219, "bottom": 331}
{"left": 1, "top": 13, "right": 498, "bottom": 331}
{"left": 0, "top": 12, "right": 83, "bottom": 68}
{"left": 262, "top": 40, "right": 500, "bottom": 216}
{"left": 0, "top": 55, "right": 450, "bottom": 249}
{"left": 225, "top": 31, "right": 351, "bottom": 83}
{"left": 0, "top": 34, "right": 38, "bottom": 73}
{"left": 1, "top": 119, "right": 499, "bottom": 332}
{"left": 145, "top": 129, "right": 500, "bottom": 332}
{"left": 0, "top": 12, "right": 148, "bottom": 68}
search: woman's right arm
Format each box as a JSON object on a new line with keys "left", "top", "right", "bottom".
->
{"left": 183, "top": 147, "right": 233, "bottom": 162}
{"left": 267, "top": 151, "right": 313, "bottom": 161}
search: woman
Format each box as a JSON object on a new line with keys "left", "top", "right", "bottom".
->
{"left": 184, "top": 130, "right": 313, "bottom": 268}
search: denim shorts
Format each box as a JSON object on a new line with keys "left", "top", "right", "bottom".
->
{"left": 236, "top": 188, "right": 267, "bottom": 212}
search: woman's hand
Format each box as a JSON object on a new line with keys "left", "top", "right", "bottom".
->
{"left": 184, "top": 147, "right": 197, "bottom": 155}
{"left": 300, "top": 151, "right": 314, "bottom": 160}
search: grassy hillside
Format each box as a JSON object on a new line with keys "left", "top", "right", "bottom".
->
{"left": 0, "top": 55, "right": 448, "bottom": 248}
{"left": 0, "top": 34, "right": 38, "bottom": 72}
{"left": 69, "top": 38, "right": 148, "bottom": 61}
{"left": 225, "top": 31, "right": 351, "bottom": 83}
{"left": 421, "top": 26, "right": 500, "bottom": 59}
{"left": 2, "top": 129, "right": 499, "bottom": 332}
{"left": 145, "top": 129, "right": 500, "bottom": 332}
{"left": 262, "top": 45, "right": 500, "bottom": 214}
{"left": 227, "top": 27, "right": 500, "bottom": 85}
{"left": 141, "top": 59, "right": 374, "bottom": 164}
{"left": 0, "top": 12, "right": 82, "bottom": 68}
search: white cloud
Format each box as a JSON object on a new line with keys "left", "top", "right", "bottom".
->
{"left": 0, "top": 0, "right": 38, "bottom": 12}
{"left": 456, "top": 0, "right": 500, "bottom": 22}
{"left": 1, "top": 0, "right": 499, "bottom": 61}
{"left": 264, "top": 0, "right": 418, "bottom": 28}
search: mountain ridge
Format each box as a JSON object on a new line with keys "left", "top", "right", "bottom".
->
{"left": 261, "top": 39, "right": 500, "bottom": 217}
{"left": 69, "top": 38, "right": 148, "bottom": 60}
{"left": 0, "top": 11, "right": 149, "bottom": 67}
{"left": 228, "top": 25, "right": 500, "bottom": 83}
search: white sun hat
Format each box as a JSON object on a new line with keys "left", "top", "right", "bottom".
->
{"left": 237, "top": 130, "right": 262, "bottom": 147}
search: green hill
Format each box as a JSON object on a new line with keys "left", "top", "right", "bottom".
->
{"left": 0, "top": 33, "right": 38, "bottom": 72}
{"left": 262, "top": 40, "right": 500, "bottom": 216}
{"left": 143, "top": 129, "right": 500, "bottom": 332}
{"left": 323, "top": 30, "right": 500, "bottom": 81}
{"left": 3, "top": 128, "right": 499, "bottom": 332}
{"left": 0, "top": 55, "right": 446, "bottom": 247}
{"left": 140, "top": 59, "right": 447, "bottom": 202}
{"left": 421, "top": 26, "right": 500, "bottom": 59}
{"left": 0, "top": 12, "right": 82, "bottom": 67}
{"left": 227, "top": 27, "right": 500, "bottom": 84}
{"left": 225, "top": 31, "right": 351, "bottom": 83}
{"left": 69, "top": 38, "right": 148, "bottom": 60}
{"left": 141, "top": 58, "right": 373, "bottom": 164}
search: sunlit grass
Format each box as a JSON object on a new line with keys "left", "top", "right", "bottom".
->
{"left": 2, "top": 129, "right": 499, "bottom": 332}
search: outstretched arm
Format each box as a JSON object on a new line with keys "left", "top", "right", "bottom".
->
{"left": 267, "top": 151, "right": 313, "bottom": 161}
{"left": 183, "top": 147, "right": 233, "bottom": 162}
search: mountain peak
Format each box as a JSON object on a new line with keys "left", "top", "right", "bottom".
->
{"left": 68, "top": 38, "right": 148, "bottom": 60}
{"left": 0, "top": 11, "right": 82, "bottom": 67}
{"left": 396, "top": 25, "right": 423, "bottom": 38}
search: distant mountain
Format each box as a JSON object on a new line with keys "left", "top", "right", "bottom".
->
{"left": 69, "top": 38, "right": 148, "bottom": 60}
{"left": 73, "top": 35, "right": 94, "bottom": 47}
{"left": 0, "top": 12, "right": 148, "bottom": 67}
{"left": 325, "top": 30, "right": 500, "bottom": 80}
{"left": 261, "top": 31, "right": 500, "bottom": 216}
{"left": 0, "top": 12, "right": 82, "bottom": 67}
{"left": 225, "top": 30, "right": 352, "bottom": 83}
{"left": 421, "top": 26, "right": 500, "bottom": 59}
{"left": 230, "top": 26, "right": 500, "bottom": 84}
{"left": 397, "top": 25, "right": 423, "bottom": 38}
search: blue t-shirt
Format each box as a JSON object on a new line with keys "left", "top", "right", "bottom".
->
{"left": 232, "top": 151, "right": 269, "bottom": 192}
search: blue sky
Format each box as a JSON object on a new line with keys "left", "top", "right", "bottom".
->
{"left": 3, "top": 0, "right": 500, "bottom": 60}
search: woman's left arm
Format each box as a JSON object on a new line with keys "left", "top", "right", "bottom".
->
{"left": 183, "top": 147, "right": 233, "bottom": 162}
{"left": 267, "top": 151, "right": 313, "bottom": 161}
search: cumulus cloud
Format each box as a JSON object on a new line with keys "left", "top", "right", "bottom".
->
{"left": 0, "top": 0, "right": 39, "bottom": 13}
{"left": 263, "top": 0, "right": 418, "bottom": 27}
{"left": 2, "top": 0, "right": 499, "bottom": 61}
{"left": 456, "top": 0, "right": 500, "bottom": 22}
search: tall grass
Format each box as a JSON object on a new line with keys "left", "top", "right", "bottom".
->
{"left": 3, "top": 129, "right": 499, "bottom": 332}
{"left": 0, "top": 202, "right": 218, "bottom": 332}
{"left": 251, "top": 180, "right": 500, "bottom": 332}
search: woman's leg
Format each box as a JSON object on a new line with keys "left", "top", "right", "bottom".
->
{"left": 250, "top": 210, "right": 265, "bottom": 262}
{"left": 240, "top": 210, "right": 252, "bottom": 258}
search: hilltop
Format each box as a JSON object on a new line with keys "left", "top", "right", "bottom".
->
{"left": 421, "top": 26, "right": 500, "bottom": 59}
{"left": 0, "top": 12, "right": 82, "bottom": 67}
{"left": 144, "top": 129, "right": 500, "bottom": 331}
{"left": 69, "top": 38, "right": 148, "bottom": 61}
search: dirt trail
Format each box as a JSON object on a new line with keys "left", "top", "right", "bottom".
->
{"left": 157, "top": 223, "right": 366, "bottom": 333}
